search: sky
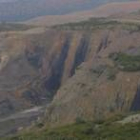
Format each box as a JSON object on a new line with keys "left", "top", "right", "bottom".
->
{"left": 0, "top": 0, "right": 19, "bottom": 2}
{"left": 1, "top": 0, "right": 20, "bottom": 1}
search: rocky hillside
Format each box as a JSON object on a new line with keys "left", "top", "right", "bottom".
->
{"left": 1, "top": 18, "right": 140, "bottom": 135}
{"left": 0, "top": 19, "right": 140, "bottom": 114}
{"left": 0, "top": 28, "right": 78, "bottom": 117}
{"left": 0, "top": 20, "right": 113, "bottom": 117}
{"left": 43, "top": 19, "right": 140, "bottom": 126}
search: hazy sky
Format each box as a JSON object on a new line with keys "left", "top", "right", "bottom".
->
{"left": 0, "top": 0, "right": 18, "bottom": 2}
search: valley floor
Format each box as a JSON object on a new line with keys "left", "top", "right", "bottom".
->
{"left": 0, "top": 106, "right": 45, "bottom": 137}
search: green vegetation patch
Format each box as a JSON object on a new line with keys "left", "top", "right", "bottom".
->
{"left": 52, "top": 18, "right": 121, "bottom": 30}
{"left": 52, "top": 18, "right": 140, "bottom": 32}
{"left": 0, "top": 23, "right": 33, "bottom": 32}
{"left": 106, "top": 67, "right": 118, "bottom": 80}
{"left": 109, "top": 52, "right": 140, "bottom": 71}
{"left": 2, "top": 118, "right": 140, "bottom": 140}
{"left": 122, "top": 23, "right": 140, "bottom": 33}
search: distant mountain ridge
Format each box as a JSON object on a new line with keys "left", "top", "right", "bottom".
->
{"left": 0, "top": 0, "right": 136, "bottom": 22}
{"left": 25, "top": 1, "right": 140, "bottom": 26}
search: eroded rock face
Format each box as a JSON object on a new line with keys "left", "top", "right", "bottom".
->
{"left": 0, "top": 29, "right": 92, "bottom": 116}
{"left": 43, "top": 28, "right": 140, "bottom": 126}
{"left": 1, "top": 25, "right": 140, "bottom": 120}
{"left": 45, "top": 63, "right": 139, "bottom": 126}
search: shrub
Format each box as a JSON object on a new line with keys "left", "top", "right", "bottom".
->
{"left": 107, "top": 67, "right": 118, "bottom": 81}
{"left": 109, "top": 52, "right": 140, "bottom": 71}
{"left": 75, "top": 117, "right": 85, "bottom": 124}
{"left": 35, "top": 122, "right": 44, "bottom": 128}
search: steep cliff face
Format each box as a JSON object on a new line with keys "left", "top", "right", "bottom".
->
{"left": 1, "top": 20, "right": 140, "bottom": 122}
{"left": 43, "top": 23, "right": 140, "bottom": 126}
{"left": 0, "top": 28, "right": 96, "bottom": 117}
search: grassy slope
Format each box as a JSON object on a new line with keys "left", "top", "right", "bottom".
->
{"left": 2, "top": 114, "right": 140, "bottom": 140}
{"left": 52, "top": 18, "right": 140, "bottom": 32}
{"left": 0, "top": 23, "right": 33, "bottom": 32}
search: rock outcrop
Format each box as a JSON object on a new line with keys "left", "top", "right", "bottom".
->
{"left": 44, "top": 23, "right": 140, "bottom": 126}
{"left": 1, "top": 20, "right": 140, "bottom": 123}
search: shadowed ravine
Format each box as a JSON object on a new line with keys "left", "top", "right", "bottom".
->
{"left": 70, "top": 34, "right": 90, "bottom": 76}
{"left": 45, "top": 35, "right": 72, "bottom": 93}
{"left": 131, "top": 84, "right": 140, "bottom": 111}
